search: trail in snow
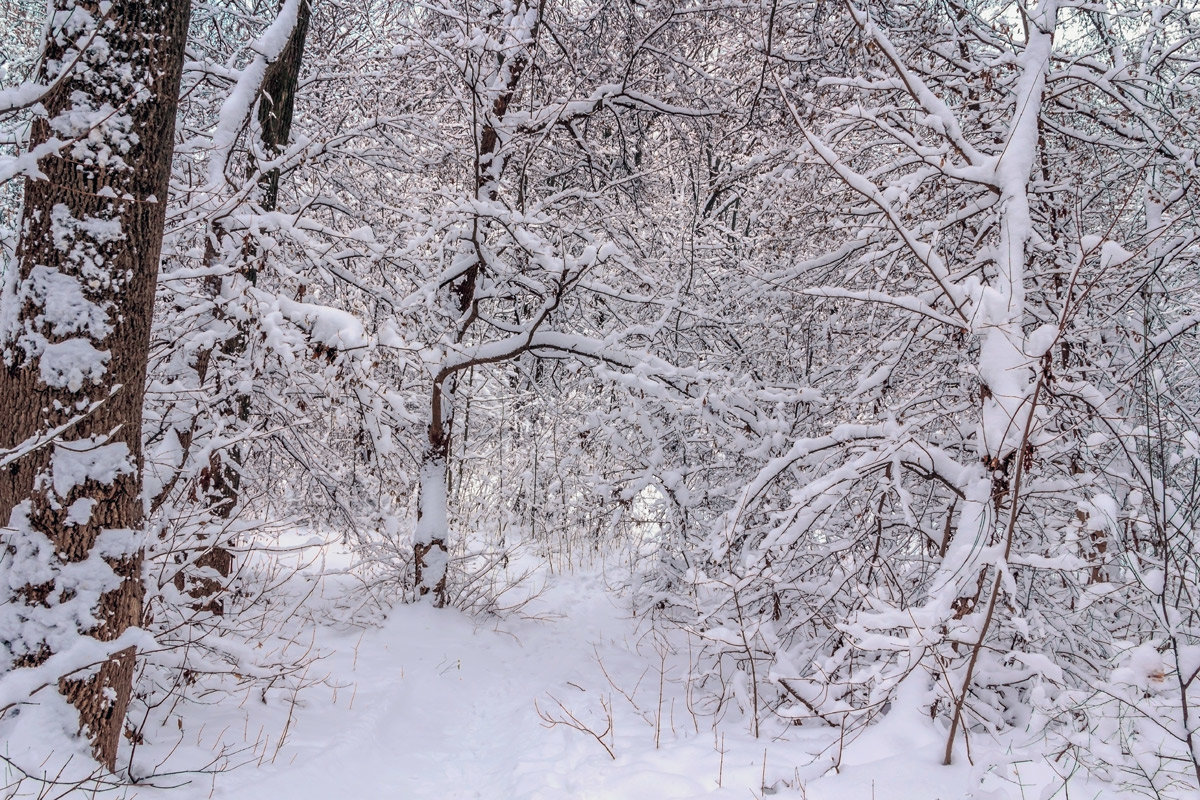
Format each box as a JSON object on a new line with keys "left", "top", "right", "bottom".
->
{"left": 125, "top": 566, "right": 1123, "bottom": 800}
{"left": 196, "top": 567, "right": 812, "bottom": 799}
{"left": 211, "top": 572, "right": 688, "bottom": 800}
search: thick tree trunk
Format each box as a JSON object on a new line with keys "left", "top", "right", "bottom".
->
{"left": 0, "top": 0, "right": 190, "bottom": 770}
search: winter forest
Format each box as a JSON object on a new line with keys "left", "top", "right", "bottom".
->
{"left": 1, "top": 0, "right": 1199, "bottom": 797}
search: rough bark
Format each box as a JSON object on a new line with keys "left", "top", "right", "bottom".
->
{"left": 0, "top": 0, "right": 190, "bottom": 770}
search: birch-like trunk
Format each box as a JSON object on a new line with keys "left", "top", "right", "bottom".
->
{"left": 415, "top": 380, "right": 451, "bottom": 606}
{"left": 412, "top": 2, "right": 538, "bottom": 606}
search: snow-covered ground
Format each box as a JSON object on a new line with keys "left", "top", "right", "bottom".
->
{"left": 2, "top": 557, "right": 1137, "bottom": 800}
{"left": 15, "top": 558, "right": 1110, "bottom": 800}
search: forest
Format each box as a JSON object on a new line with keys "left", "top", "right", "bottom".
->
{"left": 1, "top": 0, "right": 1199, "bottom": 797}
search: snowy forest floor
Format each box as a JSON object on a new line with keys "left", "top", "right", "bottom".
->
{"left": 9, "top": 550, "right": 1133, "bottom": 800}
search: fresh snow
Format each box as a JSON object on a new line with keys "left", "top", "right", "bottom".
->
{"left": 16, "top": 556, "right": 1122, "bottom": 800}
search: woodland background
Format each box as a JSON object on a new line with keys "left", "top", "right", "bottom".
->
{"left": 1, "top": 0, "right": 1199, "bottom": 796}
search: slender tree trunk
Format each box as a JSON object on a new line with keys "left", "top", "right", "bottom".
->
{"left": 413, "top": 7, "right": 538, "bottom": 605}
{"left": 182, "top": 0, "right": 313, "bottom": 610}
{"left": 942, "top": 5, "right": 1056, "bottom": 764}
{"left": 415, "top": 382, "right": 451, "bottom": 605}
{"left": 254, "top": 0, "right": 312, "bottom": 216}
{"left": 0, "top": 0, "right": 190, "bottom": 770}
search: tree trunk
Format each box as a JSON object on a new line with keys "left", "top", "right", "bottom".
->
{"left": 414, "top": 387, "right": 450, "bottom": 606}
{"left": 0, "top": 0, "right": 190, "bottom": 770}
{"left": 412, "top": 4, "right": 538, "bottom": 604}
{"left": 183, "top": 0, "right": 312, "bottom": 611}
{"left": 254, "top": 0, "right": 312, "bottom": 216}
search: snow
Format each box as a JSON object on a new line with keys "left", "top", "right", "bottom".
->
{"left": 38, "top": 337, "right": 109, "bottom": 390}
{"left": 1113, "top": 644, "right": 1168, "bottom": 693}
{"left": 64, "top": 498, "right": 96, "bottom": 526}
{"left": 0, "top": 80, "right": 53, "bottom": 115}
{"left": 25, "top": 265, "right": 111, "bottom": 338}
{"left": 1025, "top": 323, "right": 1057, "bottom": 358}
{"left": 277, "top": 297, "right": 368, "bottom": 350}
{"left": 415, "top": 460, "right": 449, "bottom": 549}
{"left": 5, "top": 0, "right": 1199, "bottom": 794}
{"left": 0, "top": 557, "right": 1125, "bottom": 800}
{"left": 49, "top": 438, "right": 131, "bottom": 498}
{"left": 219, "top": 577, "right": 668, "bottom": 799}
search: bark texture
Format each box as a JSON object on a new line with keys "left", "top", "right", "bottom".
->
{"left": 0, "top": 0, "right": 190, "bottom": 770}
